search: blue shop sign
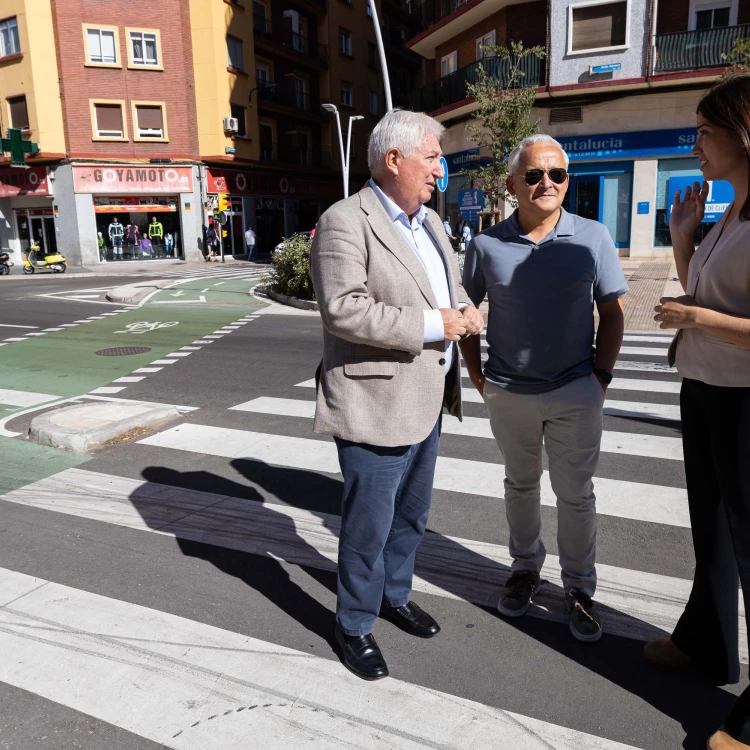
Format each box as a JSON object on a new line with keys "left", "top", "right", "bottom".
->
{"left": 559, "top": 128, "right": 697, "bottom": 161}
{"left": 637, "top": 201, "right": 650, "bottom": 215}
{"left": 667, "top": 177, "right": 734, "bottom": 223}
{"left": 444, "top": 148, "right": 492, "bottom": 174}
{"left": 458, "top": 189, "right": 483, "bottom": 226}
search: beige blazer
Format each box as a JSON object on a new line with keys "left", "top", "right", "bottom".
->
{"left": 310, "top": 186, "right": 470, "bottom": 447}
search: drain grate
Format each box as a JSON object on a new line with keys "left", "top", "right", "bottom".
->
{"left": 95, "top": 346, "right": 152, "bottom": 356}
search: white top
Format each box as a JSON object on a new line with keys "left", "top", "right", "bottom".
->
{"left": 443, "top": 220, "right": 452, "bottom": 236}
{"left": 369, "top": 179, "right": 454, "bottom": 373}
{"left": 461, "top": 224, "right": 472, "bottom": 241}
{"left": 244, "top": 228, "right": 256, "bottom": 244}
{"left": 675, "top": 206, "right": 750, "bottom": 387}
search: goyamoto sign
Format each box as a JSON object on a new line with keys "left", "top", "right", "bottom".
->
{"left": 73, "top": 166, "right": 193, "bottom": 194}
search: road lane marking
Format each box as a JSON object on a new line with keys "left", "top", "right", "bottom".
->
{"left": 0, "top": 388, "right": 60, "bottom": 407}
{"left": 112, "top": 377, "right": 146, "bottom": 383}
{"left": 150, "top": 360, "right": 178, "bottom": 365}
{"left": 139, "top": 424, "right": 689, "bottom": 527}
{"left": 89, "top": 387, "right": 126, "bottom": 395}
{"left": 132, "top": 368, "right": 163, "bottom": 374}
{"left": 0, "top": 324, "right": 38, "bottom": 329}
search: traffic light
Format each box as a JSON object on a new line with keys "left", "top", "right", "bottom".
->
{"left": 217, "top": 193, "right": 228, "bottom": 212}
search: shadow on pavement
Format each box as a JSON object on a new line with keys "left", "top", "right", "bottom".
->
{"left": 132, "top": 459, "right": 734, "bottom": 750}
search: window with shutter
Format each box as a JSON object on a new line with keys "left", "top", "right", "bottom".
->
{"left": 135, "top": 105, "right": 165, "bottom": 139}
{"left": 227, "top": 35, "right": 244, "bottom": 71}
{"left": 8, "top": 96, "right": 29, "bottom": 130}
{"left": 230, "top": 104, "right": 247, "bottom": 137}
{"left": 570, "top": 1, "right": 628, "bottom": 52}
{"left": 94, "top": 103, "right": 125, "bottom": 138}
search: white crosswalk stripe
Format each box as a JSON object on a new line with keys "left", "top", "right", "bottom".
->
{"left": 232, "top": 396, "right": 684, "bottom": 460}
{"left": 0, "top": 338, "right": 702, "bottom": 748}
{"left": 0, "top": 565, "right": 639, "bottom": 749}
{"left": 150, "top": 265, "right": 266, "bottom": 280}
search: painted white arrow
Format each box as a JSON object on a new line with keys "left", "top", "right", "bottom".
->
{"left": 170, "top": 290, "right": 186, "bottom": 297}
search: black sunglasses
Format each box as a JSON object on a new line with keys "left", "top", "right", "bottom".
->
{"left": 518, "top": 168, "right": 568, "bottom": 186}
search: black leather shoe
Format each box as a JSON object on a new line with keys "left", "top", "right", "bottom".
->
{"left": 379, "top": 601, "right": 441, "bottom": 638}
{"left": 334, "top": 625, "right": 389, "bottom": 681}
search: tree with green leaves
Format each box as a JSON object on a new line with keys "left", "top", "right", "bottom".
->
{"left": 723, "top": 37, "right": 750, "bottom": 74}
{"left": 462, "top": 41, "right": 545, "bottom": 218}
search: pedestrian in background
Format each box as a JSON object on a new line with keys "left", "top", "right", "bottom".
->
{"left": 244, "top": 225, "right": 256, "bottom": 261}
{"left": 648, "top": 73, "right": 750, "bottom": 750}
{"left": 310, "top": 109, "right": 484, "bottom": 681}
{"left": 461, "top": 133, "right": 628, "bottom": 643}
{"left": 459, "top": 217, "right": 472, "bottom": 251}
{"left": 443, "top": 214, "right": 457, "bottom": 244}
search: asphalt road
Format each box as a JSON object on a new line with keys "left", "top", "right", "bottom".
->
{"left": 0, "top": 281, "right": 739, "bottom": 750}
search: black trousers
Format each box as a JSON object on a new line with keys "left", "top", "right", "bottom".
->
{"left": 671, "top": 378, "right": 750, "bottom": 742}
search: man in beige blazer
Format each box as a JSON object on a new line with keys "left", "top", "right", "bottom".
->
{"left": 310, "top": 109, "right": 484, "bottom": 680}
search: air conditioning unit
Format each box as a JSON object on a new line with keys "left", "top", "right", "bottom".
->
{"left": 223, "top": 117, "right": 239, "bottom": 133}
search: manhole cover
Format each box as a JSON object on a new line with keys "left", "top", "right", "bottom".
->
{"left": 95, "top": 347, "right": 152, "bottom": 356}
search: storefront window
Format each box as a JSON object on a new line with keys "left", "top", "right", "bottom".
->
{"left": 654, "top": 157, "right": 715, "bottom": 247}
{"left": 602, "top": 172, "right": 632, "bottom": 247}
{"left": 15, "top": 209, "right": 57, "bottom": 256}
{"left": 255, "top": 197, "right": 285, "bottom": 254}
{"left": 562, "top": 161, "right": 632, "bottom": 248}
{"left": 94, "top": 196, "right": 182, "bottom": 261}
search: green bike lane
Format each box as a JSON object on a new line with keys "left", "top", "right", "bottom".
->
{"left": 0, "top": 277, "right": 267, "bottom": 494}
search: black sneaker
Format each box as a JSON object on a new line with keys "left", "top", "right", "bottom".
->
{"left": 496, "top": 571, "right": 542, "bottom": 618}
{"left": 565, "top": 588, "right": 602, "bottom": 642}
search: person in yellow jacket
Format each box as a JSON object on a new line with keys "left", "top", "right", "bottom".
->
{"left": 148, "top": 217, "right": 164, "bottom": 256}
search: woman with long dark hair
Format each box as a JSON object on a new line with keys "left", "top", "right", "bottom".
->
{"left": 647, "top": 73, "right": 750, "bottom": 750}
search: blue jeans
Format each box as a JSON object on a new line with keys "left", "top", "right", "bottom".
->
{"left": 334, "top": 418, "right": 441, "bottom": 635}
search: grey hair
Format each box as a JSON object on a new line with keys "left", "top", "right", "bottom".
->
{"left": 367, "top": 108, "right": 445, "bottom": 176}
{"left": 508, "top": 134, "right": 569, "bottom": 175}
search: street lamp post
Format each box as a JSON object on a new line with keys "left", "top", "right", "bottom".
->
{"left": 367, "top": 0, "right": 393, "bottom": 112}
{"left": 322, "top": 103, "right": 363, "bottom": 199}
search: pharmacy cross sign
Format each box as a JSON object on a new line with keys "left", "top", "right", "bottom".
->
{"left": 1, "top": 128, "right": 39, "bottom": 167}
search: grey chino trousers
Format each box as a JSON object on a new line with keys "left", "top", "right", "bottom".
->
{"left": 483, "top": 373, "right": 605, "bottom": 596}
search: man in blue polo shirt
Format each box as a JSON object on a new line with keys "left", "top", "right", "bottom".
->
{"left": 461, "top": 133, "right": 628, "bottom": 643}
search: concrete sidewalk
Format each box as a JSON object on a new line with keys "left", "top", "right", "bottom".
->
{"left": 619, "top": 260, "right": 681, "bottom": 331}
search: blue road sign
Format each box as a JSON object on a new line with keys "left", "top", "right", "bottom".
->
{"left": 437, "top": 156, "right": 449, "bottom": 192}
{"left": 637, "top": 201, "right": 650, "bottom": 215}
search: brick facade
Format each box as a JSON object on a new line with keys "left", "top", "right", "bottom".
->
{"left": 50, "top": 0, "right": 199, "bottom": 159}
{"left": 434, "top": 0, "right": 546, "bottom": 77}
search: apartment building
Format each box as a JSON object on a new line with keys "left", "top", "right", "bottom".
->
{"left": 0, "top": 0, "right": 426, "bottom": 265}
{"left": 0, "top": 0, "right": 65, "bottom": 264}
{"left": 408, "top": 0, "right": 750, "bottom": 257}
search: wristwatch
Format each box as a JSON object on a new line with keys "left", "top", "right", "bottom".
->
{"left": 594, "top": 368, "right": 613, "bottom": 385}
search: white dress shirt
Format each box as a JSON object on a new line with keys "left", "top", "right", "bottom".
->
{"left": 369, "top": 179, "right": 456, "bottom": 373}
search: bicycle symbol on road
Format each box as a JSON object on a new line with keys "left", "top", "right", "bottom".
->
{"left": 114, "top": 321, "right": 179, "bottom": 335}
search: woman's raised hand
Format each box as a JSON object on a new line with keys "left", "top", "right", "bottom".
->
{"left": 669, "top": 181, "right": 709, "bottom": 238}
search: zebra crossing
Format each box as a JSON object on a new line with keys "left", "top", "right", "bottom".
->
{"left": 147, "top": 264, "right": 268, "bottom": 281}
{"left": 0, "top": 326, "right": 714, "bottom": 749}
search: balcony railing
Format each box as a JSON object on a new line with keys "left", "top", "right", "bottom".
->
{"left": 410, "top": 54, "right": 544, "bottom": 112}
{"left": 415, "top": 0, "right": 473, "bottom": 32}
{"left": 257, "top": 80, "right": 322, "bottom": 113}
{"left": 654, "top": 24, "right": 750, "bottom": 73}
{"left": 260, "top": 142, "right": 331, "bottom": 168}
{"left": 253, "top": 17, "right": 328, "bottom": 63}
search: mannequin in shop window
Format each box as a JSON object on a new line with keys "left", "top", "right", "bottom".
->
{"left": 97, "top": 232, "right": 106, "bottom": 263}
{"left": 125, "top": 223, "right": 139, "bottom": 258}
{"left": 165, "top": 232, "right": 174, "bottom": 257}
{"left": 148, "top": 216, "right": 163, "bottom": 257}
{"left": 108, "top": 217, "right": 124, "bottom": 260}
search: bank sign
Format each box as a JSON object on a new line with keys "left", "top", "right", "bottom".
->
{"left": 558, "top": 128, "right": 697, "bottom": 161}
{"left": 73, "top": 166, "right": 194, "bottom": 194}
{"left": 667, "top": 177, "right": 734, "bottom": 223}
